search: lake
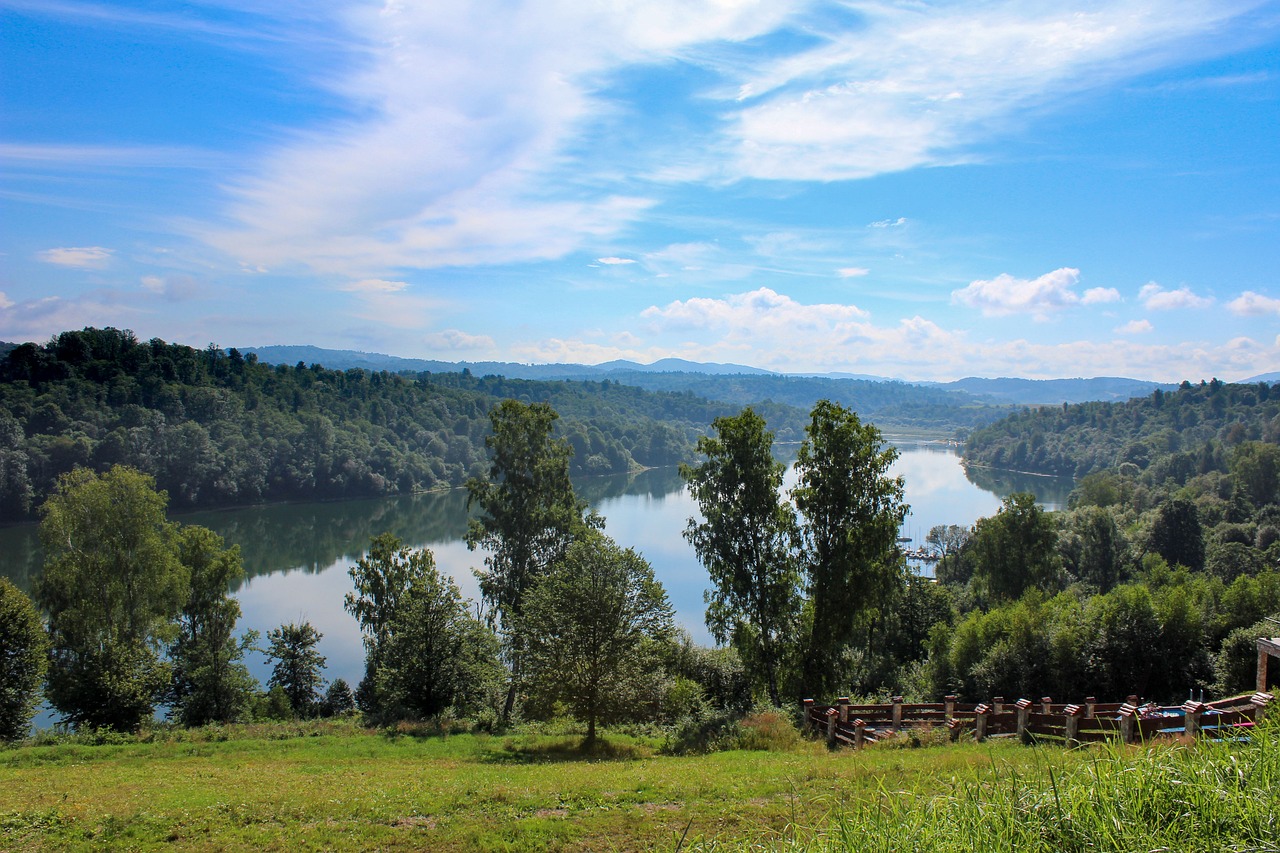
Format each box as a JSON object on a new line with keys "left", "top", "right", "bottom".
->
{"left": 0, "top": 439, "right": 1072, "bottom": 700}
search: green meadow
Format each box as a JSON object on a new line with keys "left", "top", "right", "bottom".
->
{"left": 3, "top": 717, "right": 1278, "bottom": 852}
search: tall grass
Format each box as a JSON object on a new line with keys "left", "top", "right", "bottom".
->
{"left": 713, "top": 723, "right": 1280, "bottom": 852}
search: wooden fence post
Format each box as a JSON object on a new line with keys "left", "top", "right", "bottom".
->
{"left": 1064, "top": 704, "right": 1083, "bottom": 747}
{"left": 853, "top": 719, "right": 866, "bottom": 748}
{"left": 1182, "top": 700, "right": 1204, "bottom": 738}
{"left": 891, "top": 696, "right": 904, "bottom": 729}
{"left": 1040, "top": 696, "right": 1053, "bottom": 715}
{"left": 973, "top": 704, "right": 991, "bottom": 743}
{"left": 1119, "top": 701, "right": 1138, "bottom": 744}
{"left": 802, "top": 699, "right": 814, "bottom": 734}
{"left": 838, "top": 696, "right": 850, "bottom": 724}
{"left": 1251, "top": 691, "right": 1274, "bottom": 724}
{"left": 993, "top": 696, "right": 1004, "bottom": 715}
{"left": 1085, "top": 697, "right": 1096, "bottom": 719}
{"left": 1016, "top": 698, "right": 1032, "bottom": 744}
{"left": 944, "top": 694, "right": 956, "bottom": 720}
{"left": 826, "top": 708, "right": 839, "bottom": 746}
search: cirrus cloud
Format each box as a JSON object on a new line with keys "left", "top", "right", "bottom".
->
{"left": 37, "top": 246, "right": 115, "bottom": 269}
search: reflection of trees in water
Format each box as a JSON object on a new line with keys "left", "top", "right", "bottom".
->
{"left": 0, "top": 460, "right": 1067, "bottom": 595}
{"left": 183, "top": 490, "right": 475, "bottom": 586}
{"left": 962, "top": 464, "right": 1075, "bottom": 510}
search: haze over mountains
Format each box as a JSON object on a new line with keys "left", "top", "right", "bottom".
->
{"left": 242, "top": 344, "right": 1180, "bottom": 406}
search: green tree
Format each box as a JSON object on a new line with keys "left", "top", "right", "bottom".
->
{"left": 970, "top": 492, "right": 1060, "bottom": 603}
{"left": 792, "top": 400, "right": 908, "bottom": 698}
{"left": 465, "top": 400, "right": 590, "bottom": 720}
{"left": 376, "top": 558, "right": 503, "bottom": 720}
{"left": 0, "top": 578, "right": 48, "bottom": 742}
{"left": 37, "top": 466, "right": 187, "bottom": 731}
{"left": 344, "top": 532, "right": 428, "bottom": 712}
{"left": 168, "top": 525, "right": 257, "bottom": 727}
{"left": 265, "top": 622, "right": 327, "bottom": 718}
{"left": 520, "top": 532, "right": 674, "bottom": 742}
{"left": 1149, "top": 497, "right": 1205, "bottom": 571}
{"left": 925, "top": 524, "right": 970, "bottom": 559}
{"left": 681, "top": 408, "right": 800, "bottom": 707}
{"left": 1058, "top": 505, "right": 1128, "bottom": 592}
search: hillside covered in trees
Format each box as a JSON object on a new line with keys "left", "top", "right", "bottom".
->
{"left": 964, "top": 379, "right": 1280, "bottom": 479}
{"left": 0, "top": 328, "right": 808, "bottom": 520}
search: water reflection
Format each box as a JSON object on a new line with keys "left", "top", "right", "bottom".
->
{"left": 0, "top": 446, "right": 1074, "bottom": 693}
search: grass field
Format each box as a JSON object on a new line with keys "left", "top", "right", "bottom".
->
{"left": 2, "top": 717, "right": 1277, "bottom": 851}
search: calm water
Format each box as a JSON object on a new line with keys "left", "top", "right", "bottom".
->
{"left": 0, "top": 441, "right": 1071, "bottom": 698}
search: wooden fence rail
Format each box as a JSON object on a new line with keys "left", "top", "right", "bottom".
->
{"left": 803, "top": 691, "right": 1274, "bottom": 749}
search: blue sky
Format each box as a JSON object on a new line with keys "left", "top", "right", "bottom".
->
{"left": 2, "top": 0, "right": 1279, "bottom": 381}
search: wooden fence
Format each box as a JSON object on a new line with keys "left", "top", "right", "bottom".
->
{"left": 803, "top": 691, "right": 1274, "bottom": 749}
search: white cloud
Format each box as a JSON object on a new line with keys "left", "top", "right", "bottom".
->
{"left": 724, "top": 1, "right": 1264, "bottom": 181}
{"left": 37, "top": 246, "right": 114, "bottom": 269}
{"left": 0, "top": 292, "right": 13, "bottom": 310}
{"left": 951, "top": 267, "right": 1085, "bottom": 318}
{"left": 1115, "top": 319, "right": 1154, "bottom": 334}
{"left": 422, "top": 329, "right": 495, "bottom": 351}
{"left": 1139, "top": 282, "right": 1213, "bottom": 310}
{"left": 838, "top": 267, "right": 870, "bottom": 278}
{"left": 140, "top": 274, "right": 201, "bottom": 301}
{"left": 340, "top": 279, "right": 409, "bottom": 294}
{"left": 1228, "top": 291, "right": 1280, "bottom": 316}
{"left": 869, "top": 218, "right": 908, "bottom": 229}
{"left": 596, "top": 257, "right": 636, "bottom": 265}
{"left": 1082, "top": 287, "right": 1121, "bottom": 305}
{"left": 642, "top": 287, "right": 869, "bottom": 336}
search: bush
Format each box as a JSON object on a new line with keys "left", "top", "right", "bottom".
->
{"left": 736, "top": 710, "right": 803, "bottom": 751}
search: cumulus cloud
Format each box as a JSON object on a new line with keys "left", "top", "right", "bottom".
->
{"left": 642, "top": 287, "right": 869, "bottom": 335}
{"left": 422, "top": 329, "right": 495, "bottom": 351}
{"left": 1115, "top": 319, "right": 1154, "bottom": 334}
{"left": 1228, "top": 291, "right": 1280, "bottom": 316}
{"left": 1082, "top": 287, "right": 1122, "bottom": 305}
{"left": 951, "top": 267, "right": 1088, "bottom": 318}
{"left": 1139, "top": 282, "right": 1213, "bottom": 310}
{"left": 37, "top": 246, "right": 114, "bottom": 269}
{"left": 837, "top": 267, "right": 870, "bottom": 278}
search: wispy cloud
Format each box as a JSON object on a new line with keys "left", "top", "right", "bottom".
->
{"left": 37, "top": 246, "right": 114, "bottom": 269}
{"left": 1139, "top": 282, "right": 1214, "bottom": 310}
{"left": 596, "top": 257, "right": 637, "bottom": 265}
{"left": 422, "top": 329, "right": 495, "bottom": 351}
{"left": 1116, "top": 319, "right": 1154, "bottom": 334}
{"left": 722, "top": 1, "right": 1266, "bottom": 181}
{"left": 837, "top": 267, "right": 870, "bottom": 278}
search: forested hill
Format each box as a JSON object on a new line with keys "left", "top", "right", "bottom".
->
{"left": 963, "top": 379, "right": 1280, "bottom": 479}
{"left": 0, "top": 328, "right": 809, "bottom": 520}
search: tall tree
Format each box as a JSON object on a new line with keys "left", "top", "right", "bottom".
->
{"left": 377, "top": 561, "right": 503, "bottom": 720}
{"left": 465, "top": 400, "right": 590, "bottom": 720}
{"left": 265, "top": 622, "right": 327, "bottom": 718}
{"left": 970, "top": 492, "right": 1060, "bottom": 602}
{"left": 1149, "top": 496, "right": 1205, "bottom": 571}
{"left": 520, "top": 531, "right": 674, "bottom": 743}
{"left": 681, "top": 408, "right": 800, "bottom": 707}
{"left": 344, "top": 532, "right": 427, "bottom": 712}
{"left": 925, "top": 524, "right": 970, "bottom": 559}
{"left": 36, "top": 466, "right": 187, "bottom": 731}
{"left": 792, "top": 400, "right": 908, "bottom": 698}
{"left": 167, "top": 525, "right": 257, "bottom": 726}
{"left": 0, "top": 578, "right": 48, "bottom": 742}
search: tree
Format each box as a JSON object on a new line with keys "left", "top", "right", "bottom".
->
{"left": 792, "top": 400, "right": 908, "bottom": 698}
{"left": 681, "top": 408, "right": 800, "bottom": 707}
{"left": 925, "top": 524, "right": 970, "bottom": 559}
{"left": 0, "top": 578, "right": 48, "bottom": 742}
{"left": 376, "top": 557, "right": 503, "bottom": 720}
{"left": 168, "top": 525, "right": 257, "bottom": 726}
{"left": 520, "top": 532, "right": 674, "bottom": 742}
{"left": 1149, "top": 497, "right": 1205, "bottom": 571}
{"left": 36, "top": 466, "right": 187, "bottom": 731}
{"left": 322, "top": 678, "right": 356, "bottom": 717}
{"left": 1057, "top": 506, "right": 1128, "bottom": 592}
{"left": 265, "top": 622, "right": 326, "bottom": 718}
{"left": 970, "top": 492, "right": 1060, "bottom": 603}
{"left": 465, "top": 400, "right": 591, "bottom": 720}
{"left": 344, "top": 532, "right": 430, "bottom": 712}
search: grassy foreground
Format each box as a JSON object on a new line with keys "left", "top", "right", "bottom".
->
{"left": 1, "top": 717, "right": 1277, "bottom": 852}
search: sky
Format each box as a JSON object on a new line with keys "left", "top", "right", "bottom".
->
{"left": 2, "top": 0, "right": 1279, "bottom": 382}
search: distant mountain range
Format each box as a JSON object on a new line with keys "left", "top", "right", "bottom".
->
{"left": 240, "top": 345, "right": 1184, "bottom": 407}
